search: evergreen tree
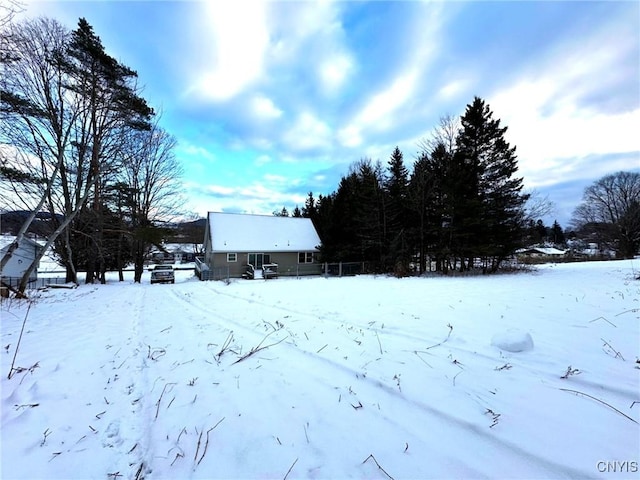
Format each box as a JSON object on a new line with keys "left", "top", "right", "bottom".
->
{"left": 407, "top": 152, "right": 431, "bottom": 273}
{"left": 314, "top": 193, "right": 335, "bottom": 258}
{"left": 273, "top": 206, "right": 289, "bottom": 217}
{"left": 64, "top": 18, "right": 153, "bottom": 284}
{"left": 550, "top": 220, "right": 565, "bottom": 246}
{"left": 353, "top": 159, "right": 386, "bottom": 268}
{"left": 535, "top": 219, "right": 548, "bottom": 244}
{"left": 302, "top": 192, "right": 317, "bottom": 220}
{"left": 292, "top": 206, "right": 302, "bottom": 218}
{"left": 455, "top": 96, "right": 529, "bottom": 272}
{"left": 317, "top": 159, "right": 386, "bottom": 267}
{"left": 384, "top": 146, "right": 410, "bottom": 274}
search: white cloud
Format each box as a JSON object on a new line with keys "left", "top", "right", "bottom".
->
{"left": 489, "top": 18, "right": 640, "bottom": 189}
{"left": 251, "top": 94, "right": 283, "bottom": 119}
{"left": 188, "top": 2, "right": 270, "bottom": 101}
{"left": 358, "top": 70, "right": 418, "bottom": 128}
{"left": 263, "top": 173, "right": 287, "bottom": 183}
{"left": 337, "top": 125, "right": 363, "bottom": 148}
{"left": 255, "top": 154, "right": 272, "bottom": 166}
{"left": 269, "top": 1, "right": 342, "bottom": 63}
{"left": 437, "top": 78, "right": 470, "bottom": 102}
{"left": 335, "top": 3, "right": 447, "bottom": 148}
{"left": 282, "top": 112, "right": 332, "bottom": 151}
{"left": 180, "top": 143, "right": 216, "bottom": 162}
{"left": 207, "top": 185, "right": 236, "bottom": 196}
{"left": 249, "top": 138, "right": 274, "bottom": 151}
{"left": 318, "top": 52, "right": 354, "bottom": 94}
{"left": 338, "top": 69, "right": 418, "bottom": 148}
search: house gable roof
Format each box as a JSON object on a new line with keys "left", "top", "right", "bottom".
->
{"left": 0, "top": 235, "right": 42, "bottom": 253}
{"left": 207, "top": 212, "right": 321, "bottom": 252}
{"left": 517, "top": 247, "right": 567, "bottom": 255}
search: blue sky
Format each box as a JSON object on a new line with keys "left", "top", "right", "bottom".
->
{"left": 19, "top": 1, "right": 640, "bottom": 227}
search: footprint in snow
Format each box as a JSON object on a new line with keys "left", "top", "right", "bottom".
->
{"left": 101, "top": 420, "right": 123, "bottom": 448}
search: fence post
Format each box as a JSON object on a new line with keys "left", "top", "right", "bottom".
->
{"left": 339, "top": 262, "right": 342, "bottom": 277}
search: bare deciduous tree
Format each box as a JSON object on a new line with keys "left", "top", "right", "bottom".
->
{"left": 572, "top": 171, "right": 640, "bottom": 258}
{"left": 1, "top": 17, "right": 154, "bottom": 295}
{"left": 120, "top": 117, "right": 183, "bottom": 282}
{"left": 0, "top": 17, "right": 91, "bottom": 288}
{"left": 417, "top": 114, "right": 460, "bottom": 157}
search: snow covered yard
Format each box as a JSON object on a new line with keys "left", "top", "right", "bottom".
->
{"left": 1, "top": 260, "right": 638, "bottom": 480}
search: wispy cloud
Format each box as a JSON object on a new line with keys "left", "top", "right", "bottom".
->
{"left": 179, "top": 143, "right": 217, "bottom": 163}
{"left": 282, "top": 112, "right": 333, "bottom": 152}
{"left": 340, "top": 68, "right": 419, "bottom": 147}
{"left": 489, "top": 9, "right": 640, "bottom": 188}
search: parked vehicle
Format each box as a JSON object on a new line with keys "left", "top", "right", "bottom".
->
{"left": 151, "top": 264, "right": 175, "bottom": 284}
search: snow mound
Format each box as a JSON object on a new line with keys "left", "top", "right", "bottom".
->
{"left": 491, "top": 330, "right": 534, "bottom": 352}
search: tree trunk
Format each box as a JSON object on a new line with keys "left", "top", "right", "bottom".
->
{"left": 17, "top": 177, "right": 97, "bottom": 295}
{"left": 133, "top": 239, "right": 145, "bottom": 283}
{"left": 0, "top": 155, "right": 62, "bottom": 272}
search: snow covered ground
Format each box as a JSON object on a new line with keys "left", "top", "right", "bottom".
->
{"left": 1, "top": 260, "right": 639, "bottom": 479}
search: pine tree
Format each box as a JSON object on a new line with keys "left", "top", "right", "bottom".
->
{"left": 273, "top": 206, "right": 289, "bottom": 217}
{"left": 455, "top": 96, "right": 529, "bottom": 272}
{"left": 302, "top": 192, "right": 317, "bottom": 220}
{"left": 385, "top": 146, "right": 410, "bottom": 274}
{"left": 65, "top": 18, "right": 153, "bottom": 283}
{"left": 551, "top": 220, "right": 565, "bottom": 246}
{"left": 318, "top": 159, "right": 386, "bottom": 267}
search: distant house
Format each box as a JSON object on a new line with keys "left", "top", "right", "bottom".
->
{"left": 0, "top": 236, "right": 42, "bottom": 283}
{"left": 198, "top": 212, "right": 322, "bottom": 279}
{"left": 516, "top": 246, "right": 568, "bottom": 262}
{"left": 167, "top": 244, "right": 199, "bottom": 263}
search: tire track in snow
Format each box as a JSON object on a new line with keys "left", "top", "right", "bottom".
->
{"left": 197, "top": 283, "right": 640, "bottom": 424}
{"left": 165, "top": 284, "right": 595, "bottom": 478}
{"left": 173, "top": 282, "right": 445, "bottom": 368}
{"left": 299, "top": 349, "right": 596, "bottom": 479}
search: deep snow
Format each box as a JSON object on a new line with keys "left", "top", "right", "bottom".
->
{"left": 1, "top": 260, "right": 639, "bottom": 479}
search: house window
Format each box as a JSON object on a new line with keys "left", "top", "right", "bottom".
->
{"left": 227, "top": 253, "right": 237, "bottom": 262}
{"left": 298, "top": 252, "right": 314, "bottom": 264}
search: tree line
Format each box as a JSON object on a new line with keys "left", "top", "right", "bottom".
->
{"left": 1, "top": 17, "right": 183, "bottom": 294}
{"left": 292, "top": 98, "right": 531, "bottom": 275}
{"left": 282, "top": 101, "right": 639, "bottom": 274}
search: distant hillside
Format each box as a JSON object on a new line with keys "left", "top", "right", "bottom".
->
{"left": 0, "top": 211, "right": 60, "bottom": 237}
{"left": 166, "top": 218, "right": 206, "bottom": 244}
{"left": 1, "top": 211, "right": 206, "bottom": 244}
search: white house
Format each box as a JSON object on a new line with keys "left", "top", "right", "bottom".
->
{"left": 199, "top": 212, "right": 322, "bottom": 279}
{"left": 0, "top": 235, "right": 42, "bottom": 282}
{"left": 516, "top": 246, "right": 568, "bottom": 262}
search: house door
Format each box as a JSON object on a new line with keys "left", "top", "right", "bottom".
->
{"left": 248, "top": 253, "right": 270, "bottom": 269}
